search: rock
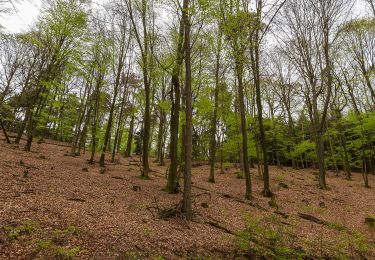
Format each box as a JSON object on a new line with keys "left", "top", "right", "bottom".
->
{"left": 132, "top": 186, "right": 141, "bottom": 192}
{"left": 319, "top": 201, "right": 326, "bottom": 208}
{"left": 365, "top": 217, "right": 375, "bottom": 228}
{"left": 278, "top": 182, "right": 289, "bottom": 189}
{"left": 82, "top": 167, "right": 89, "bottom": 172}
{"left": 201, "top": 203, "right": 209, "bottom": 208}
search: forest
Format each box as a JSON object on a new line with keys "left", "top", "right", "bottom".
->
{"left": 0, "top": 0, "right": 375, "bottom": 259}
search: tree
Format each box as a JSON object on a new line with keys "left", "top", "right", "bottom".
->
{"left": 280, "top": 0, "right": 351, "bottom": 189}
{"left": 208, "top": 22, "right": 223, "bottom": 183}
{"left": 99, "top": 8, "right": 131, "bottom": 167}
{"left": 182, "top": 0, "right": 192, "bottom": 220}
{"left": 221, "top": 1, "right": 252, "bottom": 200}
{"left": 125, "top": 0, "right": 153, "bottom": 179}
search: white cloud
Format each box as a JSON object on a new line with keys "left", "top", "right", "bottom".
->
{"left": 0, "top": 0, "right": 41, "bottom": 33}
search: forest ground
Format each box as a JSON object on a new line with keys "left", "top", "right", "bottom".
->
{"left": 0, "top": 135, "right": 375, "bottom": 259}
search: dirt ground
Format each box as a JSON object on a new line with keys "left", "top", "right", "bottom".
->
{"left": 0, "top": 136, "right": 374, "bottom": 259}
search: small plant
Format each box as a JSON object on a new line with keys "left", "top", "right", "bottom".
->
{"left": 52, "top": 225, "right": 80, "bottom": 238}
{"left": 223, "top": 162, "right": 234, "bottom": 168}
{"left": 333, "top": 231, "right": 374, "bottom": 259}
{"left": 236, "top": 171, "right": 244, "bottom": 179}
{"left": 142, "top": 227, "right": 152, "bottom": 237}
{"left": 124, "top": 250, "right": 139, "bottom": 260}
{"left": 3, "top": 220, "right": 39, "bottom": 240}
{"left": 55, "top": 246, "right": 81, "bottom": 259}
{"left": 37, "top": 239, "right": 81, "bottom": 259}
{"left": 275, "top": 175, "right": 286, "bottom": 182}
{"left": 237, "top": 215, "right": 308, "bottom": 259}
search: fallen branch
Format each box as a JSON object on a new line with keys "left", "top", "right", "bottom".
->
{"left": 204, "top": 220, "right": 236, "bottom": 235}
{"left": 298, "top": 213, "right": 345, "bottom": 230}
{"left": 112, "top": 176, "right": 125, "bottom": 180}
{"left": 221, "top": 194, "right": 267, "bottom": 211}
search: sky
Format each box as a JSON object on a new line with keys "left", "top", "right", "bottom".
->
{"left": 0, "top": 0, "right": 369, "bottom": 34}
{"left": 0, "top": 0, "right": 42, "bottom": 33}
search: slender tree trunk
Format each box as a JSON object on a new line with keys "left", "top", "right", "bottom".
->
{"left": 209, "top": 28, "right": 222, "bottom": 183}
{"left": 236, "top": 60, "right": 252, "bottom": 200}
{"left": 24, "top": 109, "right": 34, "bottom": 152}
{"left": 100, "top": 60, "right": 124, "bottom": 166}
{"left": 15, "top": 107, "right": 30, "bottom": 144}
{"left": 250, "top": 16, "right": 271, "bottom": 196}
{"left": 0, "top": 119, "right": 10, "bottom": 143}
{"left": 77, "top": 105, "right": 92, "bottom": 155}
{"left": 125, "top": 115, "right": 135, "bottom": 157}
{"left": 182, "top": 0, "right": 192, "bottom": 220}
{"left": 316, "top": 131, "right": 326, "bottom": 188}
{"left": 167, "top": 17, "right": 184, "bottom": 194}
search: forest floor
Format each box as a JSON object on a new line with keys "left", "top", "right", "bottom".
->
{"left": 1, "top": 135, "right": 375, "bottom": 259}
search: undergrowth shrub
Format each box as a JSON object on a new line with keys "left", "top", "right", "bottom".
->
{"left": 237, "top": 215, "right": 307, "bottom": 259}
{"left": 237, "top": 214, "right": 374, "bottom": 259}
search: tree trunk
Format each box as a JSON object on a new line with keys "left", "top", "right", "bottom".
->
{"left": 316, "top": 131, "right": 327, "bottom": 189}
{"left": 236, "top": 60, "right": 252, "bottom": 200}
{"left": 182, "top": 0, "right": 192, "bottom": 220}
{"left": 209, "top": 28, "right": 222, "bottom": 183}
{"left": 250, "top": 14, "right": 271, "bottom": 196}
{"left": 0, "top": 119, "right": 10, "bottom": 143}
{"left": 167, "top": 17, "right": 184, "bottom": 194}
{"left": 125, "top": 115, "right": 135, "bottom": 157}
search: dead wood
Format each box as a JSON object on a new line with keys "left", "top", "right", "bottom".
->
{"left": 204, "top": 220, "right": 236, "bottom": 235}
{"left": 112, "top": 176, "right": 125, "bottom": 180}
{"left": 298, "top": 213, "right": 345, "bottom": 230}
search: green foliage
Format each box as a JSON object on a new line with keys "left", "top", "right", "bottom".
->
{"left": 237, "top": 215, "right": 307, "bottom": 259}
{"left": 37, "top": 239, "right": 81, "bottom": 259}
{"left": 52, "top": 225, "right": 80, "bottom": 238}
{"left": 305, "top": 229, "right": 374, "bottom": 259}
{"left": 36, "top": 224, "right": 82, "bottom": 259}
{"left": 3, "top": 220, "right": 39, "bottom": 240}
{"left": 291, "top": 141, "right": 316, "bottom": 161}
{"left": 236, "top": 171, "right": 244, "bottom": 179}
{"left": 123, "top": 251, "right": 139, "bottom": 260}
{"left": 238, "top": 215, "right": 374, "bottom": 259}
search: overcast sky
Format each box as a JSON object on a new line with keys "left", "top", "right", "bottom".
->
{"left": 0, "top": 0, "right": 368, "bottom": 34}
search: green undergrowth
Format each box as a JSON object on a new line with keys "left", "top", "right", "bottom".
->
{"left": 237, "top": 215, "right": 307, "bottom": 259}
{"left": 37, "top": 224, "right": 82, "bottom": 259}
{"left": 3, "top": 220, "right": 39, "bottom": 240}
{"left": 2, "top": 220, "right": 83, "bottom": 259}
{"left": 237, "top": 214, "right": 375, "bottom": 259}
